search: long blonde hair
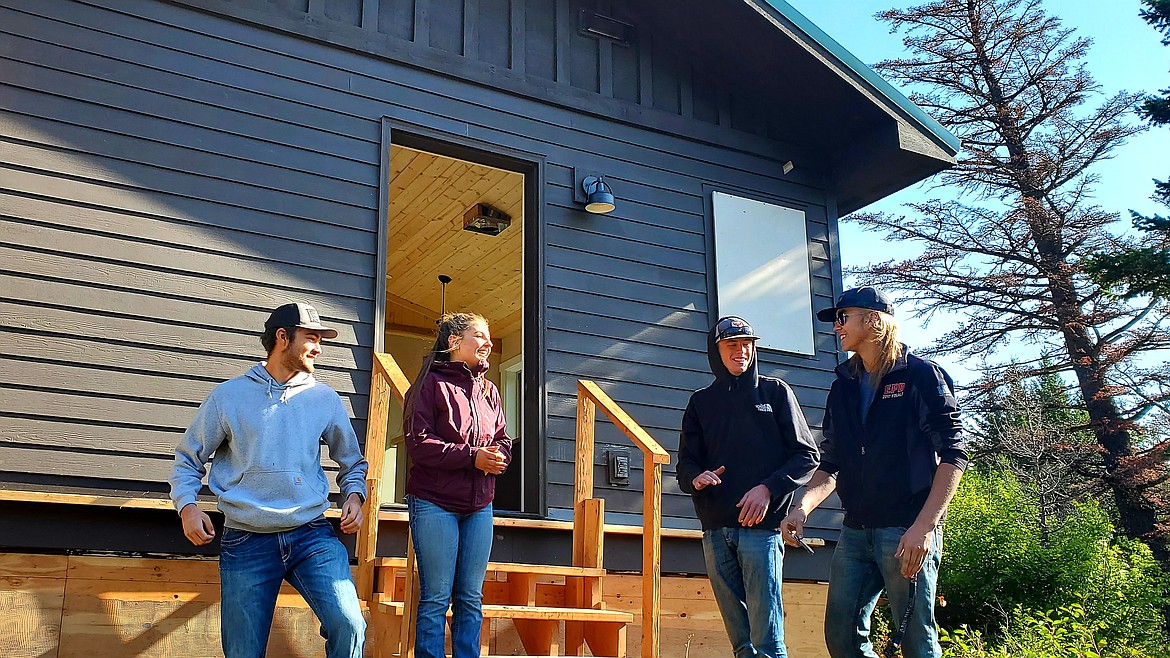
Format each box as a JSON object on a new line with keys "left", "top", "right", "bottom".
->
{"left": 403, "top": 312, "right": 487, "bottom": 433}
{"left": 848, "top": 310, "right": 904, "bottom": 385}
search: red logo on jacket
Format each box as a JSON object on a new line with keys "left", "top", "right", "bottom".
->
{"left": 882, "top": 382, "right": 906, "bottom": 399}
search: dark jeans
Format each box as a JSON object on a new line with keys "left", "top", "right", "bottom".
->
{"left": 218, "top": 518, "right": 365, "bottom": 658}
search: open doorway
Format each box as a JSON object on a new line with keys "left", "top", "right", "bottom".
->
{"left": 379, "top": 140, "right": 534, "bottom": 514}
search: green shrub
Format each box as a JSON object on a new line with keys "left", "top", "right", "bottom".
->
{"left": 941, "top": 604, "right": 1154, "bottom": 658}
{"left": 937, "top": 468, "right": 1169, "bottom": 653}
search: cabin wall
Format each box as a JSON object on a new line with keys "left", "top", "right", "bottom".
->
{"left": 0, "top": 0, "right": 846, "bottom": 562}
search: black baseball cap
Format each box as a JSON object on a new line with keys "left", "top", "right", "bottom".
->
{"left": 265, "top": 302, "right": 338, "bottom": 339}
{"left": 713, "top": 316, "right": 760, "bottom": 342}
{"left": 816, "top": 286, "right": 895, "bottom": 322}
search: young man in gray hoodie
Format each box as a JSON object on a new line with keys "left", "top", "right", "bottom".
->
{"left": 169, "top": 302, "right": 369, "bottom": 658}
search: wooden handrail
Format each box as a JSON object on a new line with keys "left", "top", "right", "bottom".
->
{"left": 355, "top": 352, "right": 411, "bottom": 600}
{"left": 574, "top": 379, "right": 670, "bottom": 658}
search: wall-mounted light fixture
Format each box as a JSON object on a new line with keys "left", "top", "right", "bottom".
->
{"left": 462, "top": 203, "right": 512, "bottom": 236}
{"left": 581, "top": 176, "right": 616, "bottom": 214}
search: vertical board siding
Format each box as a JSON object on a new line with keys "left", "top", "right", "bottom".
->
{"left": 0, "top": 0, "right": 844, "bottom": 539}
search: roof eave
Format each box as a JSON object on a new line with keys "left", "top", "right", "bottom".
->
{"left": 748, "top": 0, "right": 961, "bottom": 157}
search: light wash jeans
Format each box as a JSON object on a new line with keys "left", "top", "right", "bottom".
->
{"left": 408, "top": 495, "right": 494, "bottom": 658}
{"left": 218, "top": 517, "right": 365, "bottom": 658}
{"left": 702, "top": 526, "right": 788, "bottom": 658}
{"left": 825, "top": 526, "right": 943, "bottom": 658}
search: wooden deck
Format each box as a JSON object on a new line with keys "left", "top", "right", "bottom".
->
{"left": 1, "top": 552, "right": 829, "bottom": 657}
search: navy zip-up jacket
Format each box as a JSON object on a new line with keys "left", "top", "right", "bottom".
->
{"left": 405, "top": 360, "right": 512, "bottom": 514}
{"left": 676, "top": 327, "right": 821, "bottom": 531}
{"left": 820, "top": 349, "right": 968, "bottom": 529}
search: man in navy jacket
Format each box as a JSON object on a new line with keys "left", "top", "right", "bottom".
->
{"left": 677, "top": 316, "right": 820, "bottom": 658}
{"left": 782, "top": 287, "right": 968, "bottom": 658}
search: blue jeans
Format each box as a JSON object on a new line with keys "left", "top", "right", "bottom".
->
{"left": 825, "top": 526, "right": 943, "bottom": 658}
{"left": 702, "top": 527, "right": 787, "bottom": 658}
{"left": 408, "top": 495, "right": 494, "bottom": 658}
{"left": 218, "top": 517, "right": 365, "bottom": 658}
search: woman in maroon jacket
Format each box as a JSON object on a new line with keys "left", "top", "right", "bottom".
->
{"left": 403, "top": 312, "right": 512, "bottom": 658}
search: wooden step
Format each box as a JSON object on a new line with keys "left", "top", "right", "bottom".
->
{"left": 374, "top": 556, "right": 605, "bottom": 578}
{"left": 375, "top": 598, "right": 633, "bottom": 623}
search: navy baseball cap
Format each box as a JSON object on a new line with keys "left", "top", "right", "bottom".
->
{"left": 265, "top": 302, "right": 338, "bottom": 339}
{"left": 713, "top": 316, "right": 760, "bottom": 342}
{"left": 816, "top": 286, "right": 895, "bottom": 322}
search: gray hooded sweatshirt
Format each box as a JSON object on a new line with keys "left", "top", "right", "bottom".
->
{"left": 169, "top": 363, "right": 369, "bottom": 533}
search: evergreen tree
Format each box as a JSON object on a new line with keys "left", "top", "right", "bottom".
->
{"left": 853, "top": 0, "right": 1170, "bottom": 566}
{"left": 1085, "top": 0, "right": 1170, "bottom": 298}
{"left": 974, "top": 367, "right": 1097, "bottom": 540}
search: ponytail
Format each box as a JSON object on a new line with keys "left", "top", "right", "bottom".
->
{"left": 403, "top": 312, "right": 487, "bottom": 434}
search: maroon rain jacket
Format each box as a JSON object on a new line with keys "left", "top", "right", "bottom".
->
{"left": 405, "top": 359, "right": 512, "bottom": 514}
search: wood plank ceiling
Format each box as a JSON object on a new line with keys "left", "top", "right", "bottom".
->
{"left": 386, "top": 146, "right": 524, "bottom": 338}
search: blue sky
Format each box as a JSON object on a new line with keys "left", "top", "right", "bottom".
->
{"left": 786, "top": 0, "right": 1170, "bottom": 381}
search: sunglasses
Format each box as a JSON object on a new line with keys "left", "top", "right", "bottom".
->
{"left": 834, "top": 310, "right": 852, "bottom": 326}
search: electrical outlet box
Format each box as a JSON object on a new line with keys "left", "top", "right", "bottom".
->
{"left": 606, "top": 449, "right": 630, "bottom": 486}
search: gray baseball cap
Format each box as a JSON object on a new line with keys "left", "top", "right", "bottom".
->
{"left": 264, "top": 302, "right": 338, "bottom": 339}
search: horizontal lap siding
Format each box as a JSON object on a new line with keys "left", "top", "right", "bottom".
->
{"left": 0, "top": 0, "right": 845, "bottom": 540}
{"left": 0, "top": 0, "right": 379, "bottom": 490}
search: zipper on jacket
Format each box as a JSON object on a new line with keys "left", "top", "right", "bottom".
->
{"left": 468, "top": 375, "right": 482, "bottom": 447}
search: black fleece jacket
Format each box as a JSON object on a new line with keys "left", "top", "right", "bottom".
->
{"left": 676, "top": 326, "right": 821, "bottom": 531}
{"left": 820, "top": 349, "right": 968, "bottom": 529}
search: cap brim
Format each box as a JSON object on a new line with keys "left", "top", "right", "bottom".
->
{"left": 715, "top": 334, "right": 761, "bottom": 342}
{"left": 816, "top": 307, "right": 839, "bottom": 322}
{"left": 299, "top": 324, "right": 338, "bottom": 339}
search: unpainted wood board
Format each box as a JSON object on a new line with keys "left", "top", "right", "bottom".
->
{"left": 0, "top": 166, "right": 372, "bottom": 254}
{"left": 66, "top": 556, "right": 217, "bottom": 585}
{"left": 0, "top": 574, "right": 63, "bottom": 658}
{"left": 385, "top": 146, "right": 524, "bottom": 330}
{"left": 0, "top": 553, "right": 68, "bottom": 578}
{"left": 0, "top": 106, "right": 378, "bottom": 208}
{"left": 0, "top": 192, "right": 371, "bottom": 283}
{"left": 56, "top": 578, "right": 329, "bottom": 658}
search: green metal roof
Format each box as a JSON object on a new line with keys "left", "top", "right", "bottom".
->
{"left": 758, "top": 0, "right": 962, "bottom": 154}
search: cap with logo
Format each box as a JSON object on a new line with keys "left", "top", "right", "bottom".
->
{"left": 713, "top": 316, "right": 760, "bottom": 342}
{"left": 265, "top": 302, "right": 338, "bottom": 339}
{"left": 816, "top": 286, "right": 895, "bottom": 323}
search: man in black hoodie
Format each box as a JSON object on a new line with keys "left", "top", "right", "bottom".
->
{"left": 677, "top": 316, "right": 821, "bottom": 658}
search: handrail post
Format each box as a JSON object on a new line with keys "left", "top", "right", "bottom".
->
{"left": 574, "top": 379, "right": 668, "bottom": 658}
{"left": 573, "top": 384, "right": 596, "bottom": 567}
{"left": 356, "top": 354, "right": 411, "bottom": 600}
{"left": 643, "top": 461, "right": 662, "bottom": 658}
{"left": 355, "top": 359, "right": 389, "bottom": 600}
